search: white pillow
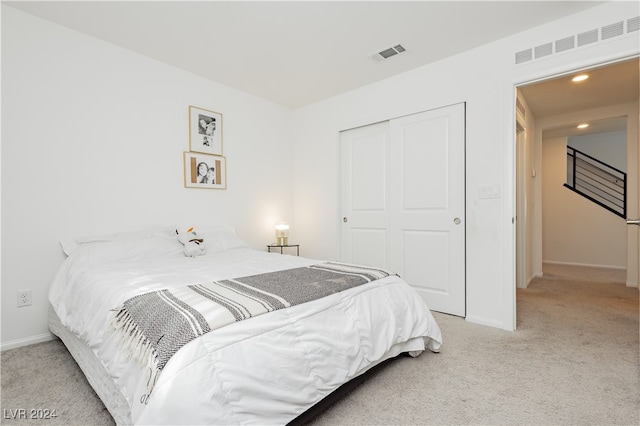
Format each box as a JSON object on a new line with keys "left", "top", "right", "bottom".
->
{"left": 76, "top": 236, "right": 184, "bottom": 265}
{"left": 60, "top": 226, "right": 176, "bottom": 256}
{"left": 194, "top": 225, "right": 249, "bottom": 253}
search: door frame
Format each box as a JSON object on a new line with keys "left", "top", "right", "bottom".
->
{"left": 512, "top": 55, "right": 640, "bottom": 329}
{"left": 515, "top": 118, "right": 527, "bottom": 290}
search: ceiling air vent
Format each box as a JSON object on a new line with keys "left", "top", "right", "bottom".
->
{"left": 371, "top": 44, "right": 406, "bottom": 61}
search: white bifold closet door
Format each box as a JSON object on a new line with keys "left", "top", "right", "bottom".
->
{"left": 341, "top": 103, "right": 465, "bottom": 316}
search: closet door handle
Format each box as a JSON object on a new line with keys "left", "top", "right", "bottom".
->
{"left": 627, "top": 219, "right": 640, "bottom": 226}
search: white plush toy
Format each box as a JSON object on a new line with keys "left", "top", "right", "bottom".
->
{"left": 176, "top": 227, "right": 206, "bottom": 258}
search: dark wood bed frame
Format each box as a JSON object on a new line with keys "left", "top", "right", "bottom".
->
{"left": 289, "top": 355, "right": 404, "bottom": 425}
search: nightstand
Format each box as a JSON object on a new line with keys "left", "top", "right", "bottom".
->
{"left": 267, "top": 244, "right": 300, "bottom": 256}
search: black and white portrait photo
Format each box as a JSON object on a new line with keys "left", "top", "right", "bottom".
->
{"left": 189, "top": 106, "right": 223, "bottom": 156}
{"left": 184, "top": 152, "right": 227, "bottom": 190}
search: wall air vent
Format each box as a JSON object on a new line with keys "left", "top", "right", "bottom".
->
{"left": 555, "top": 36, "right": 575, "bottom": 53}
{"left": 602, "top": 21, "right": 624, "bottom": 39}
{"left": 514, "top": 15, "right": 639, "bottom": 65}
{"left": 371, "top": 44, "right": 407, "bottom": 61}
{"left": 515, "top": 48, "right": 533, "bottom": 64}
{"left": 534, "top": 42, "right": 553, "bottom": 59}
{"left": 577, "top": 29, "right": 599, "bottom": 46}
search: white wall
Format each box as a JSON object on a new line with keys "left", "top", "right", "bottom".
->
{"left": 568, "top": 130, "right": 627, "bottom": 172}
{"left": 292, "top": 2, "right": 639, "bottom": 330}
{"left": 542, "top": 137, "right": 627, "bottom": 268}
{"left": 1, "top": 6, "right": 294, "bottom": 348}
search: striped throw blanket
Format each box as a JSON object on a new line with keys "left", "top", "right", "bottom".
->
{"left": 111, "top": 262, "right": 393, "bottom": 398}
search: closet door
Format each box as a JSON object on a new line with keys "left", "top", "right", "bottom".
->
{"left": 340, "top": 121, "right": 390, "bottom": 268}
{"left": 389, "top": 103, "right": 466, "bottom": 316}
{"left": 341, "top": 103, "right": 465, "bottom": 316}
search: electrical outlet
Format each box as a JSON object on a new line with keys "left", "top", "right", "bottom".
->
{"left": 17, "top": 290, "right": 32, "bottom": 307}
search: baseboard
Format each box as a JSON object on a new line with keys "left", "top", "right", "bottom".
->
{"left": 1, "top": 332, "right": 57, "bottom": 352}
{"left": 524, "top": 272, "right": 542, "bottom": 288}
{"left": 542, "top": 260, "right": 626, "bottom": 271}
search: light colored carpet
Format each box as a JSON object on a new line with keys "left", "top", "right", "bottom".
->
{"left": 1, "top": 266, "right": 638, "bottom": 425}
{"left": 0, "top": 339, "right": 112, "bottom": 425}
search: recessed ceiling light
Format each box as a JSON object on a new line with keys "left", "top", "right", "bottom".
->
{"left": 577, "top": 123, "right": 589, "bottom": 129}
{"left": 572, "top": 74, "right": 589, "bottom": 82}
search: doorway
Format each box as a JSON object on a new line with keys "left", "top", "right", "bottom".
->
{"left": 514, "top": 58, "right": 639, "bottom": 312}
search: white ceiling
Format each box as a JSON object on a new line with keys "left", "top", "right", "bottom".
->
{"left": 5, "top": 0, "right": 606, "bottom": 109}
{"left": 519, "top": 58, "right": 639, "bottom": 138}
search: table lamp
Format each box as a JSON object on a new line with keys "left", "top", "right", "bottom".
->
{"left": 275, "top": 222, "right": 289, "bottom": 246}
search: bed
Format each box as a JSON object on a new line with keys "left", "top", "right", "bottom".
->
{"left": 48, "top": 225, "right": 442, "bottom": 425}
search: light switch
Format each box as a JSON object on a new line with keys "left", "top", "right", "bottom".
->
{"left": 479, "top": 184, "right": 501, "bottom": 199}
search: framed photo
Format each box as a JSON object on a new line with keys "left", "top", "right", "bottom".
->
{"left": 183, "top": 152, "right": 227, "bottom": 189}
{"left": 189, "top": 106, "right": 223, "bottom": 156}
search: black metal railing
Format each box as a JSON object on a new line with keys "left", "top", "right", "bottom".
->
{"left": 564, "top": 146, "right": 626, "bottom": 218}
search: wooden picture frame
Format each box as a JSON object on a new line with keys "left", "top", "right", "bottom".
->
{"left": 189, "top": 106, "right": 223, "bottom": 156}
{"left": 183, "top": 152, "right": 227, "bottom": 189}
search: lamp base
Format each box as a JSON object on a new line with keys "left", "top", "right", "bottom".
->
{"left": 276, "top": 236, "right": 289, "bottom": 246}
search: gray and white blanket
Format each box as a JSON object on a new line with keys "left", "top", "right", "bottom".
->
{"left": 111, "top": 262, "right": 394, "bottom": 396}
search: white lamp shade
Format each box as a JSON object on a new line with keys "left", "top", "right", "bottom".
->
{"left": 275, "top": 222, "right": 289, "bottom": 245}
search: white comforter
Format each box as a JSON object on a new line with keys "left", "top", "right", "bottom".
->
{"left": 49, "top": 240, "right": 442, "bottom": 425}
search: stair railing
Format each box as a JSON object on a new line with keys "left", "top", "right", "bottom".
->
{"left": 564, "top": 146, "right": 626, "bottom": 218}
